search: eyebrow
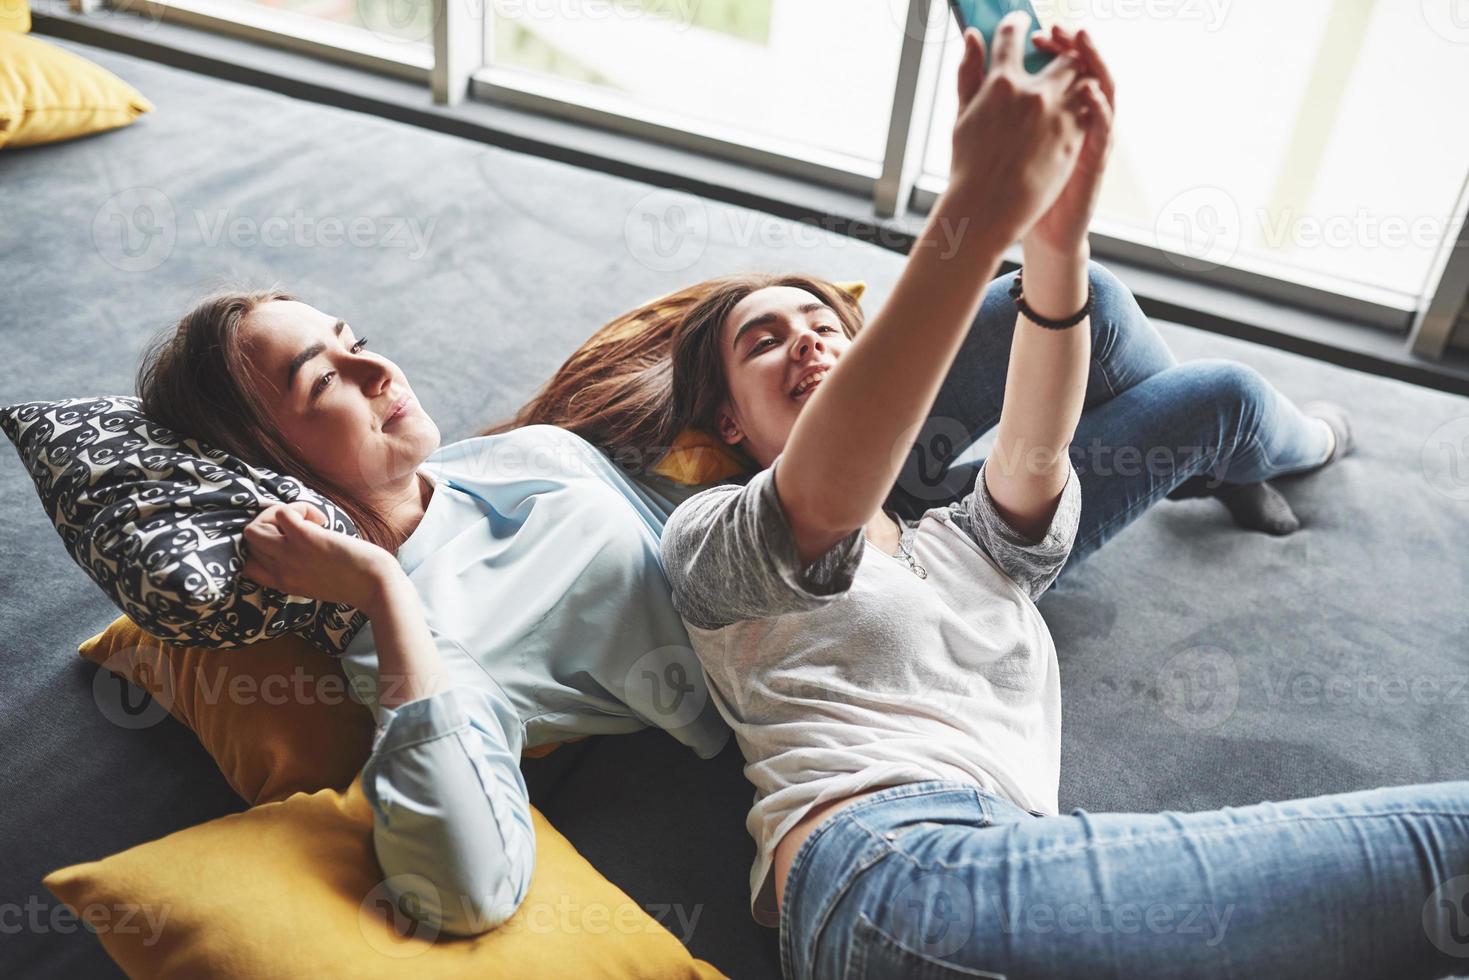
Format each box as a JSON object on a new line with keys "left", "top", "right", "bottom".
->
{"left": 286, "top": 320, "right": 346, "bottom": 392}
{"left": 731, "top": 303, "right": 832, "bottom": 350}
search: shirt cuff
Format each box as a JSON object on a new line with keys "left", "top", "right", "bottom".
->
{"left": 762, "top": 456, "right": 866, "bottom": 598}
{"left": 371, "top": 686, "right": 514, "bottom": 756}
{"left": 973, "top": 457, "right": 1082, "bottom": 554}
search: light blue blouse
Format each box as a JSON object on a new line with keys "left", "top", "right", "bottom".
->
{"left": 340, "top": 424, "right": 729, "bottom": 935}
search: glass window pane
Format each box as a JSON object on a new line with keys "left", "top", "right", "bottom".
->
{"left": 216, "top": 0, "right": 433, "bottom": 47}
{"left": 486, "top": 0, "right": 906, "bottom": 163}
{"left": 922, "top": 2, "right": 1469, "bottom": 298}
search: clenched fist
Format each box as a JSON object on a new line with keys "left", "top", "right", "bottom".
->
{"left": 241, "top": 501, "right": 398, "bottom": 613}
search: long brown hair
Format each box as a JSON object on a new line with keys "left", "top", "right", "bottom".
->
{"left": 485, "top": 274, "right": 864, "bottom": 475}
{"left": 136, "top": 289, "right": 401, "bottom": 552}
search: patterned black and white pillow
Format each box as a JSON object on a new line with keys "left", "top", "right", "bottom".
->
{"left": 1, "top": 394, "right": 365, "bottom": 655}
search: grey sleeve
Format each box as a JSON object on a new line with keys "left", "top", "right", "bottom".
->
{"left": 948, "top": 458, "right": 1082, "bottom": 601}
{"left": 659, "top": 456, "right": 866, "bottom": 631}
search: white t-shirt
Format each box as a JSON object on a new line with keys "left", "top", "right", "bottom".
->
{"left": 659, "top": 456, "right": 1081, "bottom": 926}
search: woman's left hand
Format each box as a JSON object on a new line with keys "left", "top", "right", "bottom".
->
{"left": 1022, "top": 25, "right": 1116, "bottom": 258}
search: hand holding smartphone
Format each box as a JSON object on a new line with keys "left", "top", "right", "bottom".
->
{"left": 947, "top": 0, "right": 1056, "bottom": 74}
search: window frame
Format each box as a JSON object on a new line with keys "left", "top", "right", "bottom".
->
{"left": 85, "top": 0, "right": 1469, "bottom": 357}
{"left": 111, "top": 0, "right": 431, "bottom": 79}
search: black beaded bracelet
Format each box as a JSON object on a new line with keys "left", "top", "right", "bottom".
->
{"left": 1008, "top": 267, "right": 1093, "bottom": 330}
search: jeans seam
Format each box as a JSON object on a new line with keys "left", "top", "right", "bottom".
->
{"left": 782, "top": 806, "right": 887, "bottom": 980}
{"left": 850, "top": 912, "right": 1010, "bottom": 980}
{"left": 803, "top": 823, "right": 896, "bottom": 980}
{"left": 783, "top": 783, "right": 989, "bottom": 979}
{"left": 885, "top": 807, "right": 1469, "bottom": 875}
{"left": 1093, "top": 316, "right": 1122, "bottom": 402}
{"left": 846, "top": 783, "right": 993, "bottom": 827}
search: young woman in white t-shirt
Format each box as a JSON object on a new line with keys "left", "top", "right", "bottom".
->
{"left": 659, "top": 18, "right": 1465, "bottom": 980}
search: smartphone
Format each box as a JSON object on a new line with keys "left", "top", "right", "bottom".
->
{"left": 946, "top": 0, "right": 1056, "bottom": 74}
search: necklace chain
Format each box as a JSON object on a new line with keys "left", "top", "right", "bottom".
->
{"left": 894, "top": 523, "right": 928, "bottom": 580}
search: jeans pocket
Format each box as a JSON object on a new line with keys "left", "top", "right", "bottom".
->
{"left": 843, "top": 913, "right": 1005, "bottom": 980}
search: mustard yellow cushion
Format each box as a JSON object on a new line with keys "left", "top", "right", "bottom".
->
{"left": 0, "top": 0, "right": 30, "bottom": 33}
{"left": 81, "top": 617, "right": 376, "bottom": 805}
{"left": 43, "top": 775, "right": 726, "bottom": 979}
{"left": 0, "top": 32, "right": 153, "bottom": 149}
{"left": 648, "top": 279, "right": 866, "bottom": 485}
{"left": 82, "top": 616, "right": 571, "bottom": 805}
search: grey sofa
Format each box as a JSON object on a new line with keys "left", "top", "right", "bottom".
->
{"left": 4, "top": 38, "right": 1468, "bottom": 980}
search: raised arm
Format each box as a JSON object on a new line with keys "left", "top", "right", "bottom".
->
{"left": 775, "top": 13, "right": 1092, "bottom": 566}
{"left": 985, "top": 25, "right": 1116, "bottom": 541}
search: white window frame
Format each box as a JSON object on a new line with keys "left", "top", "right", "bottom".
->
{"left": 92, "top": 0, "right": 1469, "bottom": 357}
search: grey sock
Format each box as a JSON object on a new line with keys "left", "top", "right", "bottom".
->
{"left": 1167, "top": 476, "right": 1301, "bottom": 535}
{"left": 1213, "top": 481, "right": 1301, "bottom": 536}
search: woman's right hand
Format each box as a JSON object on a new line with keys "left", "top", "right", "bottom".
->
{"left": 948, "top": 11, "right": 1091, "bottom": 246}
{"left": 241, "top": 502, "right": 398, "bottom": 613}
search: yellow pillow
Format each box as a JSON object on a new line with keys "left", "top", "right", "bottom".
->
{"left": 0, "top": 32, "right": 153, "bottom": 149}
{"left": 82, "top": 617, "right": 377, "bottom": 805}
{"left": 835, "top": 280, "right": 865, "bottom": 305}
{"left": 81, "top": 617, "right": 569, "bottom": 806}
{"left": 0, "top": 0, "right": 29, "bottom": 33}
{"left": 648, "top": 279, "right": 866, "bottom": 485}
{"left": 43, "top": 775, "right": 726, "bottom": 979}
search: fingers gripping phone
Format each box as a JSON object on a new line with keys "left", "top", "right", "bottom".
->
{"left": 946, "top": 0, "right": 1056, "bottom": 74}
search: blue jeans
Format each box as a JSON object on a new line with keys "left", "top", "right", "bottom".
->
{"left": 781, "top": 780, "right": 1469, "bottom": 980}
{"left": 889, "top": 261, "right": 1335, "bottom": 568}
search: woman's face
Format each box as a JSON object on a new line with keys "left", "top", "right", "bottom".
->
{"left": 716, "top": 286, "right": 852, "bottom": 468}
{"left": 238, "top": 300, "right": 440, "bottom": 496}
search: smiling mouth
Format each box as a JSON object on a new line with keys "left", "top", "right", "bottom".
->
{"left": 790, "top": 368, "right": 830, "bottom": 400}
{"left": 383, "top": 394, "right": 413, "bottom": 427}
